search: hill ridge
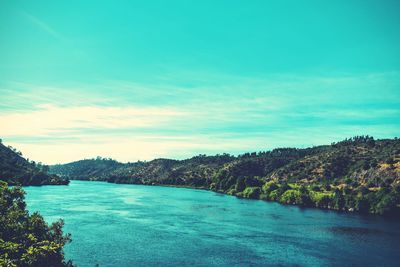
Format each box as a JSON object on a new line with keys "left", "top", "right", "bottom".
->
{"left": 50, "top": 136, "right": 400, "bottom": 215}
{"left": 0, "top": 141, "right": 69, "bottom": 186}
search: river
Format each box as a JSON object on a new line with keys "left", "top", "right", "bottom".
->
{"left": 24, "top": 180, "right": 400, "bottom": 266}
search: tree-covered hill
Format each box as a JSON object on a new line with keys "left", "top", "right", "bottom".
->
{"left": 50, "top": 157, "right": 123, "bottom": 181}
{"left": 0, "top": 141, "right": 69, "bottom": 186}
{"left": 50, "top": 136, "right": 400, "bottom": 215}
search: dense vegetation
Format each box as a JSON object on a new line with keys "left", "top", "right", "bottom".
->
{"left": 0, "top": 181, "right": 73, "bottom": 266}
{"left": 0, "top": 141, "right": 69, "bottom": 186}
{"left": 51, "top": 136, "right": 400, "bottom": 215}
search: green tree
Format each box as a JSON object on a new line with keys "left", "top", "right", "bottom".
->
{"left": 0, "top": 181, "right": 73, "bottom": 267}
{"left": 373, "top": 190, "right": 400, "bottom": 215}
{"left": 332, "top": 189, "right": 345, "bottom": 211}
{"left": 280, "top": 190, "right": 302, "bottom": 205}
{"left": 235, "top": 177, "right": 246, "bottom": 192}
{"left": 242, "top": 187, "right": 261, "bottom": 199}
{"left": 262, "top": 181, "right": 278, "bottom": 195}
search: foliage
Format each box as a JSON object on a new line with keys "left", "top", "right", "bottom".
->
{"left": 0, "top": 143, "right": 68, "bottom": 186}
{"left": 241, "top": 187, "right": 262, "bottom": 199}
{"left": 0, "top": 181, "right": 73, "bottom": 267}
{"left": 262, "top": 181, "right": 279, "bottom": 194}
{"left": 309, "top": 191, "right": 334, "bottom": 206}
{"left": 279, "top": 189, "right": 302, "bottom": 204}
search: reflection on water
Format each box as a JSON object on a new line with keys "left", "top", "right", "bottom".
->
{"left": 24, "top": 181, "right": 400, "bottom": 267}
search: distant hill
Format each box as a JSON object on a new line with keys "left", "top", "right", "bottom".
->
{"left": 0, "top": 141, "right": 69, "bottom": 186}
{"left": 50, "top": 157, "right": 123, "bottom": 181}
{"left": 50, "top": 136, "right": 400, "bottom": 215}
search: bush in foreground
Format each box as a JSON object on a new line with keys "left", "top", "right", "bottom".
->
{"left": 0, "top": 181, "right": 73, "bottom": 267}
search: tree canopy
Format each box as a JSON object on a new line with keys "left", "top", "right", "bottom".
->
{"left": 0, "top": 181, "right": 73, "bottom": 267}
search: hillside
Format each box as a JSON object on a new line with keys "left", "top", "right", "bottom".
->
{"left": 0, "top": 141, "right": 69, "bottom": 186}
{"left": 50, "top": 136, "right": 400, "bottom": 215}
{"left": 50, "top": 157, "right": 123, "bottom": 181}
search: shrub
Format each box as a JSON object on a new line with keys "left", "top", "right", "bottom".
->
{"left": 227, "top": 188, "right": 237, "bottom": 195}
{"left": 242, "top": 187, "right": 261, "bottom": 199}
{"left": 309, "top": 191, "right": 334, "bottom": 208}
{"left": 269, "top": 189, "right": 280, "bottom": 201}
{"left": 262, "top": 181, "right": 278, "bottom": 194}
{"left": 279, "top": 189, "right": 302, "bottom": 205}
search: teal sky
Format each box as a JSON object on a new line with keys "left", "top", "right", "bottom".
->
{"left": 1, "top": 0, "right": 399, "bottom": 164}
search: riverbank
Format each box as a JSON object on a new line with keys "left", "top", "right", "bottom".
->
{"left": 24, "top": 180, "right": 400, "bottom": 267}
{"left": 74, "top": 178, "right": 400, "bottom": 217}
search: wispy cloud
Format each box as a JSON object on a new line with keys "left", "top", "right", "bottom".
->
{"left": 1, "top": 71, "right": 399, "bottom": 164}
{"left": 20, "top": 11, "right": 66, "bottom": 41}
{"left": 6, "top": 123, "right": 399, "bottom": 164}
{"left": 0, "top": 104, "right": 185, "bottom": 137}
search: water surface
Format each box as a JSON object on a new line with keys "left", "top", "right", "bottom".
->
{"left": 24, "top": 181, "right": 400, "bottom": 266}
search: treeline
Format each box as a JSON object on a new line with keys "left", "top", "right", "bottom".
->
{"left": 0, "top": 141, "right": 69, "bottom": 186}
{"left": 50, "top": 136, "right": 400, "bottom": 215}
{"left": 224, "top": 178, "right": 399, "bottom": 215}
{"left": 50, "top": 156, "right": 122, "bottom": 181}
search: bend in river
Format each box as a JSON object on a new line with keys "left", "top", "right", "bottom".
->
{"left": 24, "top": 181, "right": 400, "bottom": 266}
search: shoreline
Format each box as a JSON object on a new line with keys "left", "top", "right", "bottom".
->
{"left": 68, "top": 179, "right": 400, "bottom": 219}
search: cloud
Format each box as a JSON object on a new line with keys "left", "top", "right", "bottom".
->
{"left": 4, "top": 133, "right": 263, "bottom": 164}
{"left": 0, "top": 104, "right": 185, "bottom": 137}
{"left": 1, "top": 71, "right": 399, "bottom": 164}
{"left": 7, "top": 123, "right": 399, "bottom": 165}
{"left": 20, "top": 11, "right": 66, "bottom": 41}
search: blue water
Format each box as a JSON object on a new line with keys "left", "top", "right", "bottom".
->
{"left": 24, "top": 181, "right": 399, "bottom": 266}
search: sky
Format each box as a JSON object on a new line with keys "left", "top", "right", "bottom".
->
{"left": 0, "top": 0, "right": 399, "bottom": 164}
